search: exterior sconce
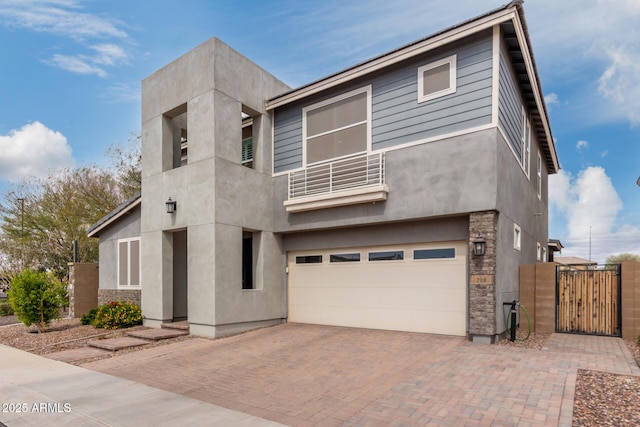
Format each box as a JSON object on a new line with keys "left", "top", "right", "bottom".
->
{"left": 472, "top": 236, "right": 486, "bottom": 256}
{"left": 165, "top": 197, "right": 177, "bottom": 214}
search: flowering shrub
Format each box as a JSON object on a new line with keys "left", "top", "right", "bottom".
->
{"left": 94, "top": 301, "right": 143, "bottom": 329}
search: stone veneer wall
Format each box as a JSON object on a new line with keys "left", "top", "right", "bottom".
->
{"left": 468, "top": 211, "right": 498, "bottom": 341}
{"left": 98, "top": 289, "right": 141, "bottom": 307}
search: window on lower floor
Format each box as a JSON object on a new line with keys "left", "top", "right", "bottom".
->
{"left": 537, "top": 242, "right": 542, "bottom": 261}
{"left": 514, "top": 224, "right": 521, "bottom": 251}
{"left": 118, "top": 238, "right": 140, "bottom": 287}
{"left": 242, "top": 231, "right": 254, "bottom": 289}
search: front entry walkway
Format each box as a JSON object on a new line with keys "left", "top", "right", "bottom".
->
{"left": 82, "top": 324, "right": 640, "bottom": 426}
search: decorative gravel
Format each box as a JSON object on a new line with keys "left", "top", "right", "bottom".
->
{"left": 0, "top": 316, "right": 195, "bottom": 363}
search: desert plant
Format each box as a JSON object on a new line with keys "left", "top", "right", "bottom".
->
{"left": 0, "top": 301, "right": 14, "bottom": 316}
{"left": 80, "top": 308, "right": 98, "bottom": 325}
{"left": 7, "top": 270, "right": 66, "bottom": 333}
{"left": 94, "top": 301, "right": 142, "bottom": 329}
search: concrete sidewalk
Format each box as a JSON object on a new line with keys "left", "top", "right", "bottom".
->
{"left": 0, "top": 344, "right": 283, "bottom": 427}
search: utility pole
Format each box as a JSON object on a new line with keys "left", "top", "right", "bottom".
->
{"left": 17, "top": 198, "right": 24, "bottom": 270}
{"left": 589, "top": 226, "right": 591, "bottom": 268}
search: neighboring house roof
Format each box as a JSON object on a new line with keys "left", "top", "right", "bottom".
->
{"left": 265, "top": 0, "right": 558, "bottom": 174}
{"left": 86, "top": 192, "right": 141, "bottom": 238}
{"left": 548, "top": 239, "right": 564, "bottom": 252}
{"left": 554, "top": 256, "right": 597, "bottom": 266}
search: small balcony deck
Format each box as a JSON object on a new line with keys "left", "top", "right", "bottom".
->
{"left": 284, "top": 152, "right": 388, "bottom": 213}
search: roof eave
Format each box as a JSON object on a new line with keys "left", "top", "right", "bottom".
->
{"left": 87, "top": 195, "right": 141, "bottom": 238}
{"left": 266, "top": 6, "right": 516, "bottom": 110}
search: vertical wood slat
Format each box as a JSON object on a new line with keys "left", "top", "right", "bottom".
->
{"left": 556, "top": 267, "right": 619, "bottom": 336}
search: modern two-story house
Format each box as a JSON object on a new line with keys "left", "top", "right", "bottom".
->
{"left": 88, "top": 0, "right": 558, "bottom": 344}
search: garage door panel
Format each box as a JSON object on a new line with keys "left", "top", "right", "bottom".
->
{"left": 290, "top": 304, "right": 465, "bottom": 336}
{"left": 289, "top": 286, "right": 466, "bottom": 312}
{"left": 291, "top": 265, "right": 465, "bottom": 289}
{"left": 288, "top": 241, "right": 467, "bottom": 336}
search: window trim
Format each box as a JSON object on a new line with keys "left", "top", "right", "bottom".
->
{"left": 302, "top": 86, "right": 372, "bottom": 167}
{"left": 417, "top": 54, "right": 457, "bottom": 103}
{"left": 542, "top": 247, "right": 548, "bottom": 263}
{"left": 536, "top": 151, "right": 542, "bottom": 199}
{"left": 513, "top": 224, "right": 521, "bottom": 251}
{"left": 117, "top": 237, "right": 141, "bottom": 288}
{"left": 536, "top": 242, "right": 542, "bottom": 261}
{"left": 520, "top": 107, "right": 531, "bottom": 178}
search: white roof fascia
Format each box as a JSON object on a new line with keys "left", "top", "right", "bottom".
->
{"left": 86, "top": 198, "right": 141, "bottom": 238}
{"left": 511, "top": 12, "right": 559, "bottom": 173}
{"left": 266, "top": 8, "right": 516, "bottom": 110}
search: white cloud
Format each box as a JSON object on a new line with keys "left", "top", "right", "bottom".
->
{"left": 0, "top": 0, "right": 127, "bottom": 40}
{"left": 576, "top": 140, "right": 589, "bottom": 150}
{"left": 544, "top": 93, "right": 559, "bottom": 106}
{"left": 549, "top": 167, "right": 640, "bottom": 263}
{"left": 101, "top": 82, "right": 140, "bottom": 103}
{"left": 526, "top": 0, "right": 640, "bottom": 127}
{"left": 48, "top": 53, "right": 107, "bottom": 77}
{"left": 0, "top": 122, "right": 74, "bottom": 181}
{"left": 0, "top": 0, "right": 130, "bottom": 77}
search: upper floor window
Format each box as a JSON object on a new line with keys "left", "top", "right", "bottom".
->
{"left": 303, "top": 87, "right": 370, "bottom": 165}
{"left": 242, "top": 116, "right": 253, "bottom": 168}
{"left": 417, "top": 55, "right": 457, "bottom": 103}
{"left": 521, "top": 108, "right": 531, "bottom": 178}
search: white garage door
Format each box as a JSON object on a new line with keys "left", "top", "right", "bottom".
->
{"left": 288, "top": 241, "right": 467, "bottom": 336}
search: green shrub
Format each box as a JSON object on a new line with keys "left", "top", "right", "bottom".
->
{"left": 81, "top": 308, "right": 98, "bottom": 325}
{"left": 94, "top": 301, "right": 143, "bottom": 329}
{"left": 0, "top": 301, "right": 14, "bottom": 316}
{"left": 8, "top": 270, "right": 66, "bottom": 333}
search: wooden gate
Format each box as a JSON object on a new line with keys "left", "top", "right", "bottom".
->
{"left": 556, "top": 265, "right": 621, "bottom": 336}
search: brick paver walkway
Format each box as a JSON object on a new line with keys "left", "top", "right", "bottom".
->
{"left": 82, "top": 324, "right": 639, "bottom": 426}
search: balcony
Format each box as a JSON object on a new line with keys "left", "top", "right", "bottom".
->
{"left": 284, "top": 152, "right": 388, "bottom": 213}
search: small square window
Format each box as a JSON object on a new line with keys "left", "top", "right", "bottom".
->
{"left": 514, "top": 224, "right": 521, "bottom": 251}
{"left": 417, "top": 55, "right": 457, "bottom": 103}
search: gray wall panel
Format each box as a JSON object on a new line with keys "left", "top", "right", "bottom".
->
{"left": 273, "top": 30, "right": 494, "bottom": 174}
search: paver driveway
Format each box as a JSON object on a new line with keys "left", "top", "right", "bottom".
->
{"left": 82, "top": 324, "right": 639, "bottom": 426}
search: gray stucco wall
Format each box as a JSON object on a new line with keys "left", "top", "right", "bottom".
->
{"left": 494, "top": 131, "right": 549, "bottom": 334}
{"left": 97, "top": 205, "right": 141, "bottom": 290}
{"left": 282, "top": 217, "right": 469, "bottom": 253}
{"left": 273, "top": 30, "right": 493, "bottom": 173}
{"left": 273, "top": 128, "right": 500, "bottom": 233}
{"left": 141, "top": 37, "right": 291, "bottom": 336}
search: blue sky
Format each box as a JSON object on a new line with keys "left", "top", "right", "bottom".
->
{"left": 0, "top": 0, "right": 638, "bottom": 262}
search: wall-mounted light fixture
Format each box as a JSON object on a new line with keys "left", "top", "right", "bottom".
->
{"left": 166, "top": 197, "right": 177, "bottom": 214}
{"left": 472, "top": 236, "right": 486, "bottom": 256}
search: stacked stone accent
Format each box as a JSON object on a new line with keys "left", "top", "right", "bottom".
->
{"left": 98, "top": 289, "right": 142, "bottom": 307}
{"left": 468, "top": 211, "right": 498, "bottom": 341}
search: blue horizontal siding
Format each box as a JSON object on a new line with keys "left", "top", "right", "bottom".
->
{"left": 273, "top": 31, "right": 494, "bottom": 173}
{"left": 498, "top": 41, "right": 522, "bottom": 159}
{"left": 371, "top": 34, "right": 493, "bottom": 150}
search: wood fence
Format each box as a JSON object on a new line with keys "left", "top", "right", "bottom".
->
{"left": 556, "top": 266, "right": 620, "bottom": 336}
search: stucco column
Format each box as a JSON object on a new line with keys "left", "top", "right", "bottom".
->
{"left": 468, "top": 210, "right": 498, "bottom": 342}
